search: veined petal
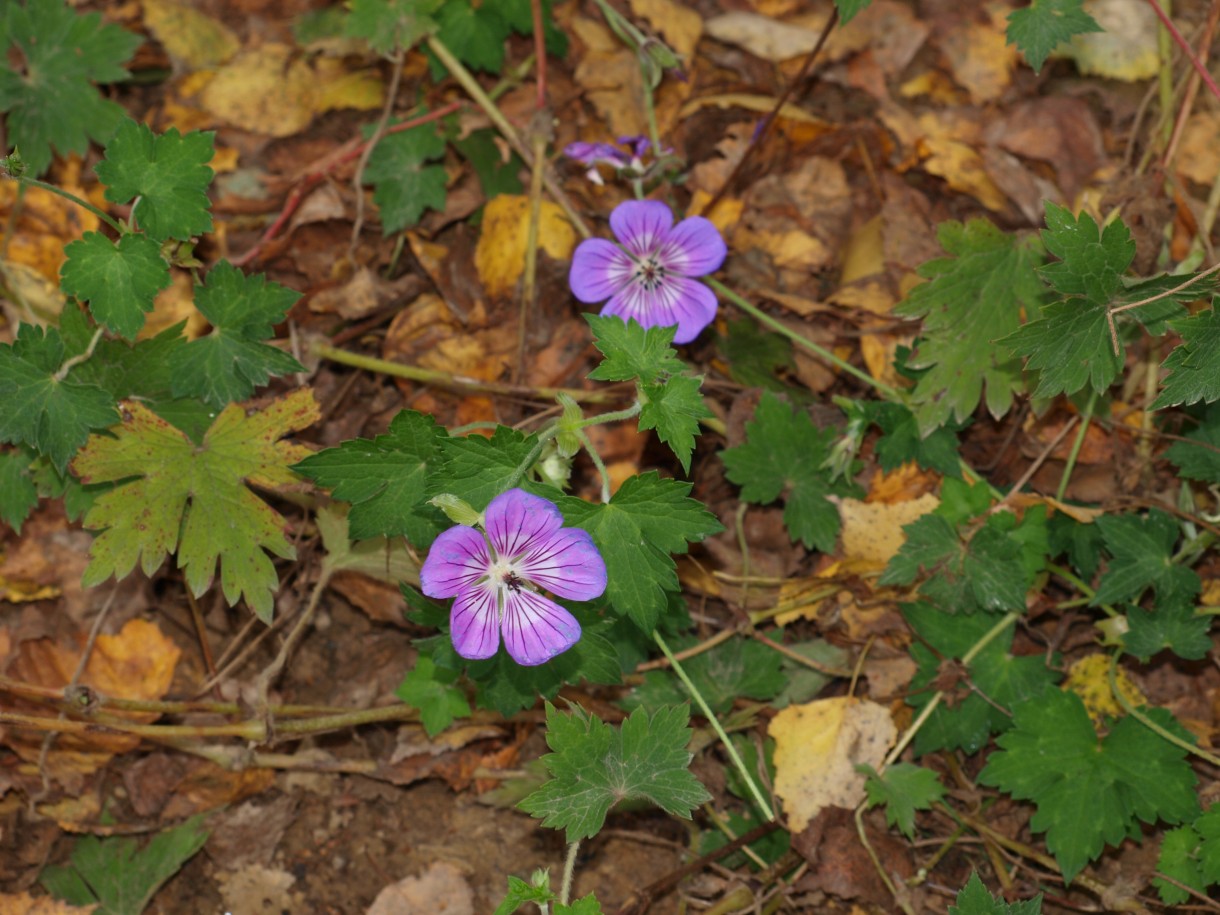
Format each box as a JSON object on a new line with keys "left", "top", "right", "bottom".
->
{"left": 601, "top": 273, "right": 717, "bottom": 344}
{"left": 450, "top": 585, "right": 501, "bottom": 660}
{"left": 501, "top": 589, "right": 581, "bottom": 666}
{"left": 570, "top": 238, "right": 634, "bottom": 303}
{"left": 420, "top": 525, "right": 490, "bottom": 598}
{"left": 517, "top": 527, "right": 607, "bottom": 601}
{"left": 485, "top": 488, "right": 565, "bottom": 560}
{"left": 659, "top": 216, "right": 727, "bottom": 278}
{"left": 610, "top": 200, "right": 674, "bottom": 259}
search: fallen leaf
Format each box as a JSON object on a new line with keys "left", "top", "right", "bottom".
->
{"left": 1066, "top": 0, "right": 1159, "bottom": 81}
{"left": 141, "top": 0, "right": 240, "bottom": 70}
{"left": 1063, "top": 654, "right": 1146, "bottom": 723}
{"left": 367, "top": 862, "right": 474, "bottom": 915}
{"left": 217, "top": 865, "right": 302, "bottom": 915}
{"left": 474, "top": 195, "right": 576, "bottom": 300}
{"left": 939, "top": 10, "right": 1018, "bottom": 105}
{"left": 770, "top": 696, "right": 896, "bottom": 832}
{"left": 630, "top": 0, "right": 702, "bottom": 60}
{"left": 704, "top": 11, "right": 824, "bottom": 62}
{"left": 0, "top": 891, "right": 97, "bottom": 914}
{"left": 837, "top": 491, "right": 940, "bottom": 568}
{"left": 572, "top": 17, "right": 648, "bottom": 138}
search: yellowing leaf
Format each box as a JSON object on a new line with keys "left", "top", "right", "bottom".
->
{"left": 73, "top": 389, "right": 320, "bottom": 621}
{"left": 769, "top": 696, "right": 896, "bottom": 832}
{"left": 0, "top": 891, "right": 98, "bottom": 914}
{"left": 141, "top": 0, "right": 240, "bottom": 70}
{"left": 838, "top": 491, "right": 940, "bottom": 568}
{"left": 474, "top": 196, "right": 576, "bottom": 299}
{"left": 1065, "top": 0, "right": 1159, "bottom": 81}
{"left": 200, "top": 44, "right": 383, "bottom": 137}
{"left": 631, "top": 0, "right": 702, "bottom": 59}
{"left": 1063, "top": 653, "right": 1146, "bottom": 723}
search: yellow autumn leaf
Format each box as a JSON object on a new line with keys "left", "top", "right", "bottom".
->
{"left": 770, "top": 696, "right": 896, "bottom": 832}
{"left": 475, "top": 196, "right": 577, "bottom": 299}
{"left": 142, "top": 0, "right": 240, "bottom": 70}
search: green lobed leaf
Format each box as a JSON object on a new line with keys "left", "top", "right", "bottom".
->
{"left": 894, "top": 219, "right": 1043, "bottom": 434}
{"left": 1002, "top": 298, "right": 1122, "bottom": 399}
{"left": 345, "top": 0, "right": 441, "bottom": 55}
{"left": 430, "top": 426, "right": 540, "bottom": 510}
{"left": 0, "top": 323, "right": 117, "bottom": 472}
{"left": 40, "top": 815, "right": 208, "bottom": 915}
{"left": 978, "top": 689, "right": 1200, "bottom": 883}
{"left": 72, "top": 389, "right": 320, "bottom": 623}
{"left": 1124, "top": 598, "right": 1212, "bottom": 662}
{"left": 556, "top": 473, "right": 723, "bottom": 633}
{"left": 0, "top": 0, "right": 140, "bottom": 175}
{"left": 868, "top": 402, "right": 964, "bottom": 478}
{"left": 1165, "top": 402, "right": 1220, "bottom": 482}
{"left": 0, "top": 448, "right": 38, "bottom": 533}
{"left": 94, "top": 119, "right": 215, "bottom": 242}
{"left": 293, "top": 409, "right": 448, "bottom": 544}
{"left": 1155, "top": 824, "right": 1206, "bottom": 905}
{"left": 1152, "top": 306, "right": 1220, "bottom": 409}
{"left": 623, "top": 636, "right": 785, "bottom": 716}
{"left": 1038, "top": 203, "right": 1134, "bottom": 303}
{"left": 586, "top": 315, "right": 686, "bottom": 383}
{"left": 434, "top": 0, "right": 509, "bottom": 73}
{"left": 1005, "top": 0, "right": 1101, "bottom": 73}
{"left": 170, "top": 261, "right": 304, "bottom": 408}
{"left": 453, "top": 128, "right": 524, "bottom": 199}
{"left": 721, "top": 391, "right": 857, "bottom": 551}
{"left": 950, "top": 872, "right": 1043, "bottom": 914}
{"left": 858, "top": 762, "right": 947, "bottom": 840}
{"left": 1091, "top": 509, "right": 1200, "bottom": 606}
{"left": 492, "top": 875, "right": 554, "bottom": 915}
{"left": 395, "top": 655, "right": 471, "bottom": 736}
{"left": 639, "top": 375, "right": 711, "bottom": 473}
{"left": 519, "top": 702, "right": 712, "bottom": 843}
{"left": 834, "top": 0, "right": 874, "bottom": 25}
{"left": 364, "top": 119, "right": 448, "bottom": 234}
{"left": 60, "top": 231, "right": 172, "bottom": 340}
{"left": 903, "top": 602, "right": 1058, "bottom": 755}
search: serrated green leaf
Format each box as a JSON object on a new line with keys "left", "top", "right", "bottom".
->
{"left": 364, "top": 119, "right": 448, "bottom": 233}
{"left": 1002, "top": 299, "right": 1122, "bottom": 398}
{"left": 858, "top": 762, "right": 946, "bottom": 840}
{"left": 434, "top": 0, "right": 509, "bottom": 73}
{"left": 430, "top": 426, "right": 539, "bottom": 510}
{"left": 978, "top": 689, "right": 1199, "bottom": 882}
{"left": 834, "top": 0, "right": 873, "bottom": 25}
{"left": 586, "top": 315, "right": 686, "bottom": 383}
{"left": 40, "top": 815, "right": 208, "bottom": 915}
{"left": 639, "top": 375, "right": 710, "bottom": 473}
{"left": 868, "top": 402, "right": 964, "bottom": 478}
{"left": 453, "top": 128, "right": 524, "bottom": 199}
{"left": 0, "top": 323, "right": 117, "bottom": 472}
{"left": 950, "top": 872, "right": 1043, "bottom": 914}
{"left": 0, "top": 448, "right": 38, "bottom": 532}
{"left": 493, "top": 874, "right": 555, "bottom": 915}
{"left": 0, "top": 0, "right": 140, "bottom": 175}
{"left": 895, "top": 219, "right": 1043, "bottom": 433}
{"left": 1124, "top": 598, "right": 1212, "bottom": 662}
{"left": 1091, "top": 510, "right": 1200, "bottom": 606}
{"left": 1152, "top": 306, "right": 1220, "bottom": 409}
{"left": 1038, "top": 203, "right": 1133, "bottom": 302}
{"left": 556, "top": 473, "right": 722, "bottom": 632}
{"left": 1165, "top": 402, "right": 1220, "bottom": 482}
{"left": 60, "top": 231, "right": 172, "bottom": 339}
{"left": 94, "top": 119, "right": 215, "bottom": 242}
{"left": 903, "top": 602, "right": 1058, "bottom": 755}
{"left": 623, "top": 636, "right": 785, "bottom": 716}
{"left": 294, "top": 409, "right": 448, "bottom": 543}
{"left": 395, "top": 655, "right": 471, "bottom": 736}
{"left": 345, "top": 0, "right": 441, "bottom": 55}
{"left": 72, "top": 389, "right": 319, "bottom": 622}
{"left": 1006, "top": 0, "right": 1101, "bottom": 72}
{"left": 557, "top": 894, "right": 603, "bottom": 914}
{"left": 170, "top": 261, "right": 303, "bottom": 408}
{"left": 721, "top": 391, "right": 856, "bottom": 551}
{"left": 519, "top": 702, "right": 711, "bottom": 843}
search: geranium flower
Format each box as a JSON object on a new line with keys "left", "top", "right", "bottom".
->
{"left": 420, "top": 488, "right": 606, "bottom": 666}
{"left": 569, "top": 199, "right": 726, "bottom": 344}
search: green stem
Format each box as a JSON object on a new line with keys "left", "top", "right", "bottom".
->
{"left": 708, "top": 278, "right": 902, "bottom": 401}
{"left": 576, "top": 428, "right": 612, "bottom": 503}
{"left": 653, "top": 630, "right": 775, "bottom": 821}
{"left": 1108, "top": 650, "right": 1220, "bottom": 767}
{"left": 1056, "top": 392, "right": 1095, "bottom": 502}
{"left": 560, "top": 840, "right": 580, "bottom": 906}
{"left": 312, "top": 341, "right": 623, "bottom": 404}
{"left": 18, "top": 176, "right": 124, "bottom": 234}
{"left": 425, "top": 36, "right": 592, "bottom": 240}
{"left": 575, "top": 401, "right": 642, "bottom": 428}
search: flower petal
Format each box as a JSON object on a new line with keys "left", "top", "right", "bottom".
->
{"left": 601, "top": 273, "right": 718, "bottom": 344}
{"left": 484, "top": 488, "right": 565, "bottom": 561}
{"left": 420, "top": 525, "right": 490, "bottom": 598}
{"left": 450, "top": 585, "right": 501, "bottom": 660}
{"left": 517, "top": 527, "right": 607, "bottom": 601}
{"left": 570, "top": 238, "right": 633, "bottom": 303}
{"left": 658, "top": 216, "right": 727, "bottom": 278}
{"left": 610, "top": 200, "right": 674, "bottom": 259}
{"left": 501, "top": 590, "right": 581, "bottom": 666}
{"left": 565, "top": 141, "right": 628, "bottom": 167}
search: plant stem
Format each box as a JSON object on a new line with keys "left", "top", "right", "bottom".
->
{"left": 1055, "top": 391, "right": 1095, "bottom": 502}
{"left": 709, "top": 278, "right": 903, "bottom": 401}
{"left": 16, "top": 176, "right": 124, "bottom": 234}
{"left": 560, "top": 840, "right": 580, "bottom": 906}
{"left": 652, "top": 630, "right": 776, "bottom": 821}
{"left": 1108, "top": 650, "right": 1220, "bottom": 767}
{"left": 54, "top": 327, "right": 103, "bottom": 381}
{"left": 576, "top": 428, "right": 612, "bottom": 503}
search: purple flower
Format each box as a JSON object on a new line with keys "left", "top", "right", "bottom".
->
{"left": 420, "top": 488, "right": 606, "bottom": 666}
{"left": 565, "top": 141, "right": 631, "bottom": 171}
{"left": 569, "top": 200, "right": 726, "bottom": 344}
